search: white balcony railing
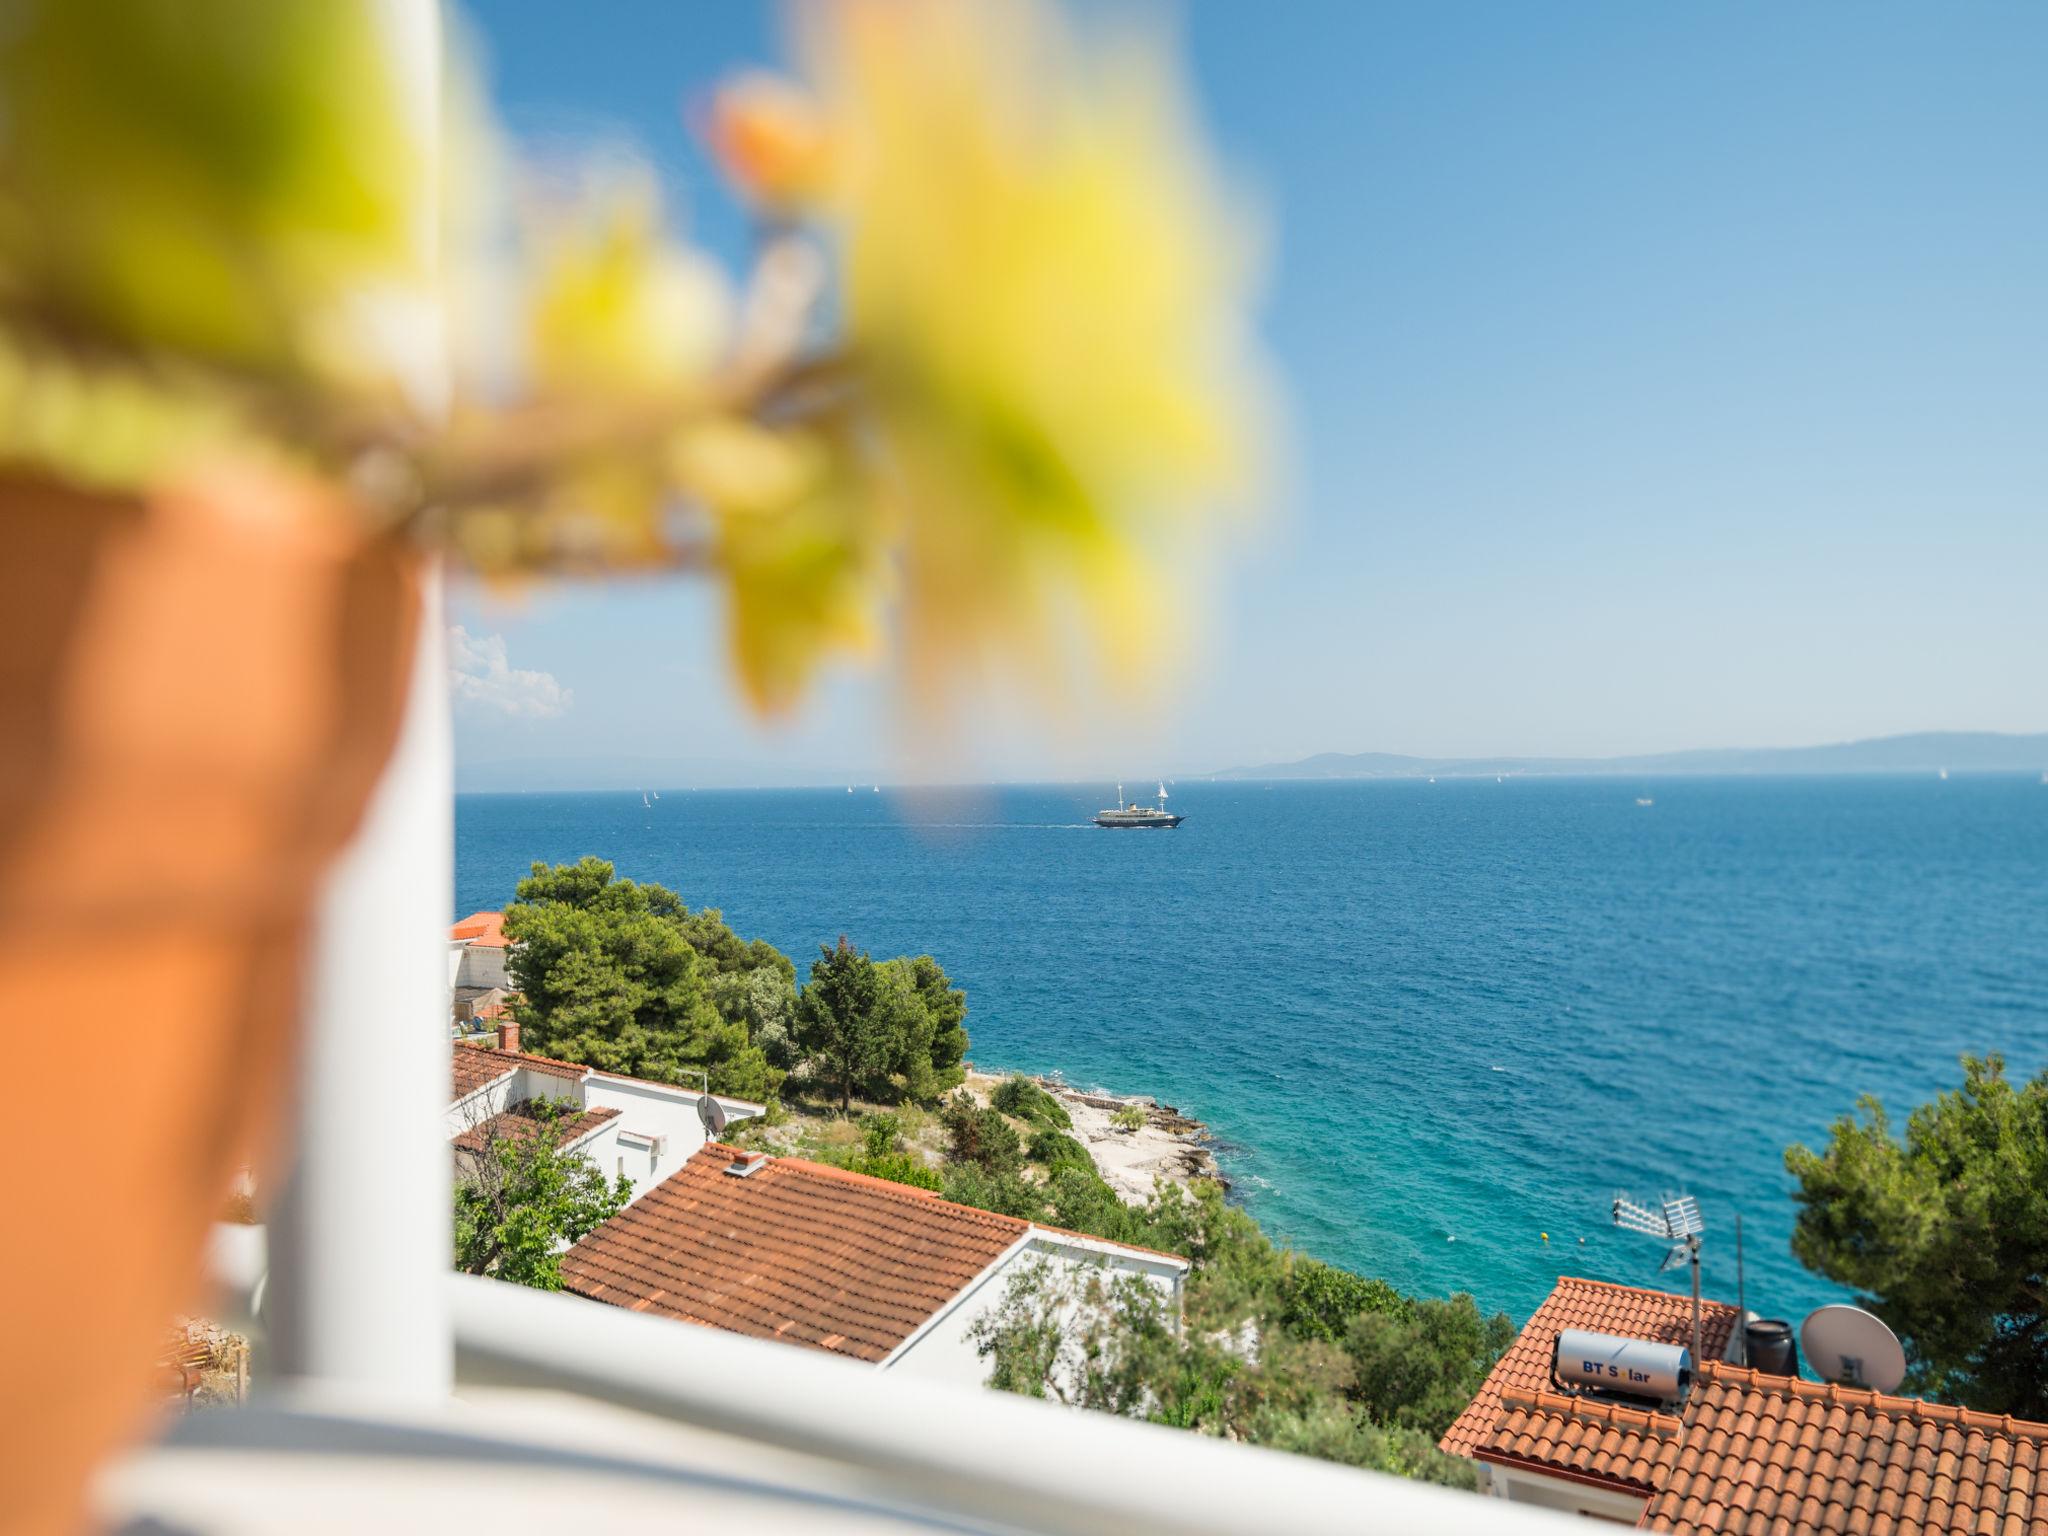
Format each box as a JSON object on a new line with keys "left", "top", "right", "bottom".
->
{"left": 161, "top": 1229, "right": 1576, "bottom": 1536}
{"left": 97, "top": 8, "right": 1577, "bottom": 1530}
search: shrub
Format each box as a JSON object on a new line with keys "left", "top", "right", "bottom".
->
{"left": 1249, "top": 1404, "right": 1479, "bottom": 1489}
{"left": 991, "top": 1073, "right": 1071, "bottom": 1128}
{"left": 1278, "top": 1258, "right": 1412, "bottom": 1343}
{"left": 1027, "top": 1127, "right": 1096, "bottom": 1176}
{"left": 847, "top": 1150, "right": 943, "bottom": 1192}
{"left": 941, "top": 1162, "right": 1045, "bottom": 1220}
{"left": 1043, "top": 1165, "right": 1138, "bottom": 1243}
{"left": 941, "top": 1090, "right": 1023, "bottom": 1173}
{"left": 1343, "top": 1293, "right": 1516, "bottom": 1438}
{"left": 858, "top": 1110, "right": 902, "bottom": 1160}
{"left": 1110, "top": 1102, "right": 1147, "bottom": 1132}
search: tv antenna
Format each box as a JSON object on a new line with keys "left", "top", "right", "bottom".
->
{"left": 1614, "top": 1192, "right": 1706, "bottom": 1364}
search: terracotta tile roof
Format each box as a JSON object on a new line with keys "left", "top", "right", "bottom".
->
{"left": 451, "top": 910, "right": 511, "bottom": 947}
{"left": 560, "top": 1145, "right": 1031, "bottom": 1363}
{"left": 451, "top": 1046, "right": 516, "bottom": 1100}
{"left": 450, "top": 1100, "right": 621, "bottom": 1155}
{"left": 449, "top": 1043, "right": 588, "bottom": 1104}
{"left": 1484, "top": 1385, "right": 1688, "bottom": 1492}
{"left": 1441, "top": 1275, "right": 1741, "bottom": 1461}
{"left": 1445, "top": 1277, "right": 2048, "bottom": 1536}
{"left": 1644, "top": 1363, "right": 2048, "bottom": 1536}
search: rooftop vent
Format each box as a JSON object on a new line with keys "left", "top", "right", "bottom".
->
{"left": 1743, "top": 1318, "right": 1798, "bottom": 1377}
{"left": 1552, "top": 1328, "right": 1694, "bottom": 1411}
{"left": 725, "top": 1151, "right": 770, "bottom": 1178}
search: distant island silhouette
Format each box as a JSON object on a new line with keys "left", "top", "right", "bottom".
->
{"left": 1203, "top": 730, "right": 2048, "bottom": 781}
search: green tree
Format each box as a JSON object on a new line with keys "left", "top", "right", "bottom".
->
{"left": 795, "top": 937, "right": 889, "bottom": 1111}
{"left": 857, "top": 955, "right": 971, "bottom": 1104}
{"left": 1786, "top": 1054, "right": 2048, "bottom": 1416}
{"left": 970, "top": 1257, "right": 1185, "bottom": 1414}
{"left": 1343, "top": 1294, "right": 1516, "bottom": 1438}
{"left": 1279, "top": 1258, "right": 1412, "bottom": 1343}
{"left": 940, "top": 1161, "right": 1046, "bottom": 1220}
{"left": 502, "top": 858, "right": 784, "bottom": 1099}
{"left": 872, "top": 960, "right": 940, "bottom": 1102}
{"left": 902, "top": 954, "right": 970, "bottom": 1092}
{"left": 937, "top": 1146, "right": 1513, "bottom": 1486}
{"left": 941, "top": 1090, "right": 1023, "bottom": 1173}
{"left": 706, "top": 965, "right": 801, "bottom": 1070}
{"left": 452, "top": 1100, "right": 631, "bottom": 1290}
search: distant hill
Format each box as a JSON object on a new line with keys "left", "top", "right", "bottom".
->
{"left": 1203, "top": 731, "right": 2048, "bottom": 781}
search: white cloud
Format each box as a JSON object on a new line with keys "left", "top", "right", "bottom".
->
{"left": 448, "top": 626, "right": 572, "bottom": 719}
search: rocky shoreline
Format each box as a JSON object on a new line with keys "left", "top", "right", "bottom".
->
{"left": 965, "top": 1069, "right": 1226, "bottom": 1203}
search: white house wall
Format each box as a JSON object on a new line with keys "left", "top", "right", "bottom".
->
{"left": 445, "top": 1065, "right": 579, "bottom": 1141}
{"left": 447, "top": 1061, "right": 760, "bottom": 1206}
{"left": 884, "top": 1235, "right": 1186, "bottom": 1393}
{"left": 445, "top": 1073, "right": 517, "bottom": 1140}
{"left": 1483, "top": 1464, "right": 1647, "bottom": 1523}
{"left": 580, "top": 1073, "right": 762, "bottom": 1204}
{"left": 451, "top": 943, "right": 509, "bottom": 990}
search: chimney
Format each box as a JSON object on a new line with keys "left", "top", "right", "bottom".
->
{"left": 725, "top": 1150, "right": 771, "bottom": 1178}
{"left": 499, "top": 1019, "right": 521, "bottom": 1054}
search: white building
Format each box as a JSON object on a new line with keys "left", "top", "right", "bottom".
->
{"left": 559, "top": 1144, "right": 1190, "bottom": 1391}
{"left": 448, "top": 910, "right": 512, "bottom": 991}
{"left": 449, "top": 1034, "right": 764, "bottom": 1208}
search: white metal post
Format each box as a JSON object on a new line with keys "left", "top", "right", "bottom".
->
{"left": 266, "top": 574, "right": 453, "bottom": 1394}
{"left": 263, "top": 0, "right": 450, "bottom": 1398}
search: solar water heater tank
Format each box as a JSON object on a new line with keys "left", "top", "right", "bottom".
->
{"left": 1553, "top": 1328, "right": 1694, "bottom": 1407}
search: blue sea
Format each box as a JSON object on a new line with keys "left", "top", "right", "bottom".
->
{"left": 455, "top": 776, "right": 2048, "bottom": 1325}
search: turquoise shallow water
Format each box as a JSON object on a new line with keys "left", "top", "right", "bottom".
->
{"left": 455, "top": 776, "right": 2048, "bottom": 1324}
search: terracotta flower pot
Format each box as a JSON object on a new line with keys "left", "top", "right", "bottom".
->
{"left": 0, "top": 467, "right": 421, "bottom": 1536}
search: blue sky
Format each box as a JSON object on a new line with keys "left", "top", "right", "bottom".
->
{"left": 453, "top": 1, "right": 2046, "bottom": 788}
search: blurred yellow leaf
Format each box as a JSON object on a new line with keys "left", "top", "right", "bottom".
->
{"left": 0, "top": 0, "right": 426, "bottom": 394}
{"left": 525, "top": 172, "right": 730, "bottom": 399}
{"left": 802, "top": 0, "right": 1273, "bottom": 700}
{"left": 680, "top": 420, "right": 883, "bottom": 714}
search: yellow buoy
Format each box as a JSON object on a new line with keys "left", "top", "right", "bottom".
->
{"left": 1541, "top": 1232, "right": 1549, "bottom": 1242}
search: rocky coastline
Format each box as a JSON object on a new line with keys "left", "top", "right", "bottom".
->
{"left": 964, "top": 1069, "right": 1225, "bottom": 1203}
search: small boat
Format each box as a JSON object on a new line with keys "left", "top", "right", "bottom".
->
{"left": 1636, "top": 797, "right": 1654, "bottom": 807}
{"left": 641, "top": 792, "right": 650, "bottom": 808}
{"left": 1094, "top": 782, "right": 1182, "bottom": 829}
{"left": 1938, "top": 768, "right": 1949, "bottom": 781}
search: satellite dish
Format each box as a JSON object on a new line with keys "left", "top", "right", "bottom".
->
{"left": 696, "top": 1093, "right": 727, "bottom": 1138}
{"left": 1800, "top": 1305, "right": 1906, "bottom": 1394}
